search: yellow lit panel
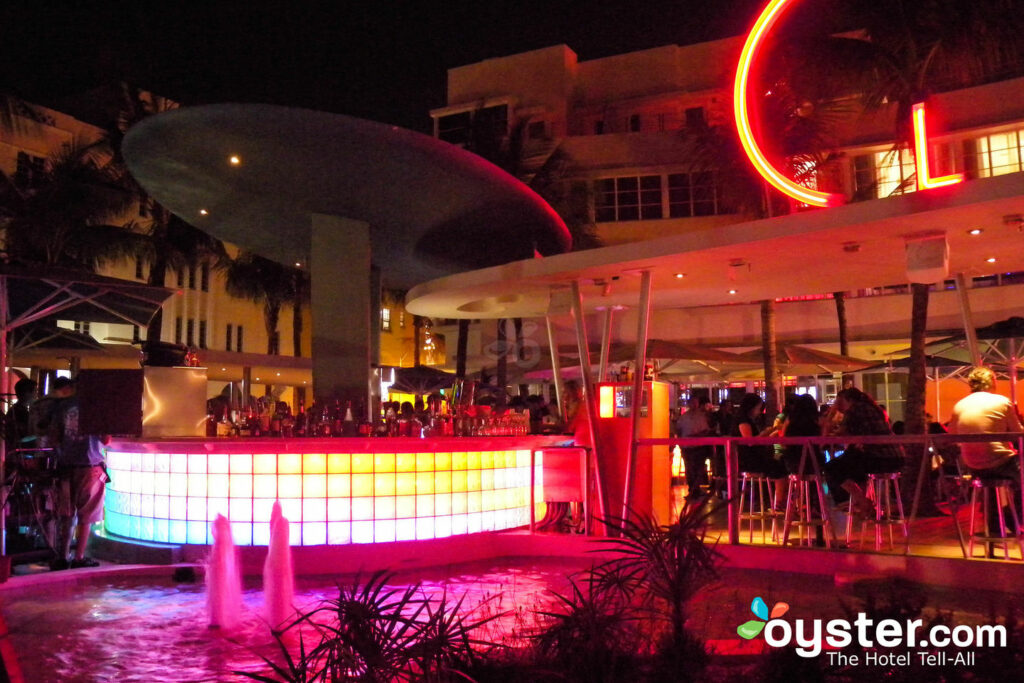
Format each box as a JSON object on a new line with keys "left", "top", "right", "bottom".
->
{"left": 303, "top": 453, "right": 327, "bottom": 474}
{"left": 435, "top": 452, "right": 452, "bottom": 470}
{"left": 434, "top": 472, "right": 452, "bottom": 493}
{"left": 467, "top": 451, "right": 481, "bottom": 469}
{"left": 303, "top": 474, "right": 327, "bottom": 498}
{"left": 278, "top": 474, "right": 302, "bottom": 498}
{"left": 327, "top": 474, "right": 351, "bottom": 498}
{"left": 352, "top": 473, "right": 373, "bottom": 497}
{"left": 480, "top": 451, "right": 494, "bottom": 469}
{"left": 327, "top": 453, "right": 351, "bottom": 473}
{"left": 351, "top": 453, "right": 374, "bottom": 473}
{"left": 374, "top": 473, "right": 396, "bottom": 496}
{"left": 416, "top": 472, "right": 434, "bottom": 494}
{"left": 374, "top": 453, "right": 396, "bottom": 472}
{"left": 230, "top": 453, "right": 252, "bottom": 473}
{"left": 451, "top": 451, "right": 467, "bottom": 471}
{"left": 253, "top": 474, "right": 277, "bottom": 498}
{"left": 395, "top": 473, "right": 416, "bottom": 496}
{"left": 253, "top": 453, "right": 277, "bottom": 474}
{"left": 452, "top": 471, "right": 468, "bottom": 493}
{"left": 396, "top": 453, "right": 416, "bottom": 472}
{"left": 452, "top": 492, "right": 468, "bottom": 515}
{"left": 278, "top": 453, "right": 302, "bottom": 474}
{"left": 416, "top": 452, "right": 434, "bottom": 472}
{"left": 599, "top": 385, "right": 614, "bottom": 418}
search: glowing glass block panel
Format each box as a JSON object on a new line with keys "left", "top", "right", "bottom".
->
{"left": 480, "top": 451, "right": 494, "bottom": 469}
{"left": 170, "top": 453, "right": 188, "bottom": 473}
{"left": 467, "top": 451, "right": 481, "bottom": 469}
{"left": 138, "top": 518, "right": 154, "bottom": 542}
{"left": 468, "top": 470, "right": 483, "bottom": 491}
{"left": 188, "top": 453, "right": 207, "bottom": 474}
{"left": 187, "top": 497, "right": 207, "bottom": 521}
{"left": 154, "top": 519, "right": 169, "bottom": 543}
{"left": 253, "top": 453, "right": 277, "bottom": 474}
{"left": 140, "top": 472, "right": 155, "bottom": 495}
{"left": 279, "top": 498, "right": 301, "bottom": 523}
{"left": 416, "top": 517, "right": 435, "bottom": 540}
{"left": 467, "top": 492, "right": 482, "bottom": 513}
{"left": 327, "top": 453, "right": 351, "bottom": 473}
{"left": 208, "top": 453, "right": 229, "bottom": 474}
{"left": 303, "top": 474, "right": 327, "bottom": 498}
{"left": 302, "top": 521, "right": 327, "bottom": 546}
{"left": 396, "top": 453, "right": 416, "bottom": 472}
{"left": 303, "top": 452, "right": 327, "bottom": 474}
{"left": 141, "top": 452, "right": 155, "bottom": 472}
{"left": 451, "top": 514, "right": 468, "bottom": 536}
{"left": 435, "top": 494, "right": 452, "bottom": 516}
{"left": 187, "top": 521, "right": 208, "bottom": 544}
{"left": 351, "top": 453, "right": 373, "bottom": 473}
{"left": 252, "top": 522, "right": 270, "bottom": 546}
{"left": 253, "top": 498, "right": 276, "bottom": 523}
{"left": 504, "top": 451, "right": 517, "bottom": 468}
{"left": 480, "top": 471, "right": 494, "bottom": 492}
{"left": 352, "top": 521, "right": 374, "bottom": 544}
{"left": 229, "top": 497, "right": 252, "bottom": 522}
{"left": 352, "top": 473, "right": 373, "bottom": 497}
{"left": 395, "top": 473, "right": 415, "bottom": 496}
{"left": 352, "top": 497, "right": 374, "bottom": 521}
{"left": 416, "top": 494, "right": 434, "bottom": 517}
{"left": 452, "top": 452, "right": 468, "bottom": 470}
{"left": 327, "top": 498, "right": 350, "bottom": 521}
{"left": 106, "top": 470, "right": 123, "bottom": 492}
{"left": 153, "top": 472, "right": 170, "bottom": 496}
{"left": 141, "top": 494, "right": 154, "bottom": 517}
{"left": 230, "top": 453, "right": 252, "bottom": 473}
{"left": 416, "top": 472, "right": 434, "bottom": 494}
{"left": 516, "top": 451, "right": 530, "bottom": 467}
{"left": 169, "top": 496, "right": 187, "bottom": 520}
{"left": 375, "top": 497, "right": 396, "bottom": 520}
{"left": 107, "top": 490, "right": 126, "bottom": 514}
{"left": 396, "top": 495, "right": 415, "bottom": 518}
{"left": 129, "top": 516, "right": 141, "bottom": 539}
{"left": 231, "top": 521, "right": 253, "bottom": 546}
{"left": 481, "top": 510, "right": 496, "bottom": 531}
{"left": 396, "top": 518, "right": 416, "bottom": 541}
{"left": 155, "top": 452, "right": 170, "bottom": 473}
{"left": 278, "top": 453, "right": 302, "bottom": 474}
{"left": 374, "top": 473, "right": 396, "bottom": 496}
{"left": 169, "top": 520, "right": 187, "bottom": 544}
{"left": 107, "top": 451, "right": 127, "bottom": 470}
{"left": 154, "top": 495, "right": 169, "bottom": 519}
{"left": 434, "top": 472, "right": 451, "bottom": 493}
{"left": 187, "top": 475, "right": 207, "bottom": 498}
{"left": 493, "top": 470, "right": 506, "bottom": 490}
{"left": 374, "top": 453, "right": 396, "bottom": 472}
{"left": 435, "top": 516, "right": 452, "bottom": 538}
{"left": 208, "top": 473, "right": 229, "bottom": 496}
{"left": 452, "top": 492, "right": 468, "bottom": 515}
{"left": 253, "top": 474, "right": 277, "bottom": 498}
{"left": 373, "top": 519, "right": 396, "bottom": 543}
{"left": 452, "top": 471, "right": 468, "bottom": 493}
{"left": 303, "top": 498, "right": 327, "bottom": 523}
{"left": 230, "top": 474, "right": 253, "bottom": 498}
{"left": 130, "top": 452, "right": 142, "bottom": 471}
{"left": 327, "top": 521, "right": 351, "bottom": 544}
{"left": 435, "top": 452, "right": 452, "bottom": 470}
{"left": 129, "top": 471, "right": 142, "bottom": 493}
{"left": 106, "top": 511, "right": 128, "bottom": 536}
{"left": 467, "top": 513, "right": 482, "bottom": 534}
{"left": 327, "top": 474, "right": 351, "bottom": 498}
{"left": 480, "top": 492, "right": 495, "bottom": 512}
{"left": 415, "top": 452, "right": 434, "bottom": 472}
{"left": 208, "top": 498, "right": 229, "bottom": 521}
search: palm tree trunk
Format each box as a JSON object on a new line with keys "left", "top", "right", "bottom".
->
{"left": 833, "top": 291, "right": 853, "bottom": 387}
{"left": 760, "top": 300, "right": 780, "bottom": 418}
{"left": 456, "top": 320, "right": 469, "bottom": 379}
{"left": 905, "top": 283, "right": 941, "bottom": 515}
{"left": 265, "top": 302, "right": 280, "bottom": 355}
{"left": 413, "top": 316, "right": 421, "bottom": 367}
{"left": 496, "top": 319, "right": 507, "bottom": 409}
{"left": 292, "top": 274, "right": 304, "bottom": 357}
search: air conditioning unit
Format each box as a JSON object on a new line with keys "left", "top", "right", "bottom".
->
{"left": 905, "top": 232, "right": 948, "bottom": 284}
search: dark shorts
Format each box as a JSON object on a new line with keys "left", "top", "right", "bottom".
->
{"left": 55, "top": 466, "right": 107, "bottom": 525}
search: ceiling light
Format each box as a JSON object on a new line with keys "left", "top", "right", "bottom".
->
{"left": 221, "top": 367, "right": 226, "bottom": 371}
{"left": 295, "top": 262, "right": 302, "bottom": 267}
{"left": 674, "top": 273, "right": 685, "bottom": 279}
{"left": 987, "top": 257, "right": 997, "bottom": 263}
{"left": 276, "top": 372, "right": 281, "bottom": 377}
{"left": 229, "top": 155, "right": 241, "bottom": 165}
{"left": 968, "top": 228, "right": 983, "bottom": 236}
{"left": 728, "top": 289, "right": 737, "bottom": 295}
{"left": 255, "top": 377, "right": 260, "bottom": 381}
{"left": 199, "top": 209, "right": 208, "bottom": 216}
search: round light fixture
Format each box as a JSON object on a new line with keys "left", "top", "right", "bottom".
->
{"left": 968, "top": 228, "right": 983, "bottom": 235}
{"left": 229, "top": 155, "right": 241, "bottom": 165}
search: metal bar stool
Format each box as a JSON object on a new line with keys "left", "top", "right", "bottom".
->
{"left": 738, "top": 472, "right": 778, "bottom": 543}
{"left": 846, "top": 472, "right": 909, "bottom": 552}
{"left": 967, "top": 478, "right": 1024, "bottom": 560}
{"left": 781, "top": 473, "right": 836, "bottom": 548}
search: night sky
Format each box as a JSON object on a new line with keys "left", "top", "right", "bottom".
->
{"left": 1, "top": 0, "right": 775, "bottom": 133}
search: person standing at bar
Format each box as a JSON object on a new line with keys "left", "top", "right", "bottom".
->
{"left": 676, "top": 396, "right": 713, "bottom": 500}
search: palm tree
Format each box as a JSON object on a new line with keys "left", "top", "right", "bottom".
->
{"left": 0, "top": 142, "right": 143, "bottom": 269}
{"left": 225, "top": 251, "right": 301, "bottom": 356}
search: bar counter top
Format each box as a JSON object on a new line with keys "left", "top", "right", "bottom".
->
{"left": 108, "top": 434, "right": 569, "bottom": 452}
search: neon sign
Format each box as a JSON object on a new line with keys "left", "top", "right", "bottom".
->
{"left": 734, "top": 0, "right": 962, "bottom": 207}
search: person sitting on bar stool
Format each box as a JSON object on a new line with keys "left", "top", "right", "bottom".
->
{"left": 948, "top": 366, "right": 1023, "bottom": 536}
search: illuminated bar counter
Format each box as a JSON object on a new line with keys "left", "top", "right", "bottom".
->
{"left": 103, "top": 436, "right": 568, "bottom": 547}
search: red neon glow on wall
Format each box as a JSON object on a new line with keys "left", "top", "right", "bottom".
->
{"left": 911, "top": 102, "right": 964, "bottom": 190}
{"left": 734, "top": 0, "right": 843, "bottom": 208}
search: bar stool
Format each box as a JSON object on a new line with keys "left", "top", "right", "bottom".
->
{"left": 738, "top": 472, "right": 778, "bottom": 543}
{"left": 781, "top": 473, "right": 835, "bottom": 548}
{"left": 967, "top": 478, "right": 1024, "bottom": 560}
{"left": 845, "top": 472, "right": 909, "bottom": 552}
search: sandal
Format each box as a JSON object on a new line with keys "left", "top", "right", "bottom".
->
{"left": 70, "top": 557, "right": 100, "bottom": 569}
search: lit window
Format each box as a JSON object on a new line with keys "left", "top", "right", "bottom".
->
{"left": 855, "top": 149, "right": 918, "bottom": 198}
{"left": 972, "top": 129, "right": 1023, "bottom": 178}
{"left": 595, "top": 175, "right": 663, "bottom": 222}
{"left": 381, "top": 308, "right": 392, "bottom": 332}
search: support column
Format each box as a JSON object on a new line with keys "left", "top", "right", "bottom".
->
{"left": 598, "top": 307, "right": 614, "bottom": 383}
{"left": 545, "top": 316, "right": 564, "bottom": 419}
{"left": 956, "top": 272, "right": 982, "bottom": 366}
{"left": 624, "top": 271, "right": 652, "bottom": 524}
{"left": 311, "top": 214, "right": 372, "bottom": 403}
{"left": 570, "top": 281, "right": 606, "bottom": 526}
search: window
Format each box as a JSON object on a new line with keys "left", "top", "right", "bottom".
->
{"left": 200, "top": 263, "right": 210, "bottom": 292}
{"left": 186, "top": 320, "right": 195, "bottom": 347}
{"left": 198, "top": 320, "right": 207, "bottom": 349}
{"left": 225, "top": 324, "right": 233, "bottom": 351}
{"left": 188, "top": 266, "right": 196, "bottom": 290}
{"left": 132, "top": 325, "right": 142, "bottom": 343}
{"left": 236, "top": 326, "right": 243, "bottom": 353}
{"left": 381, "top": 308, "right": 392, "bottom": 332}
{"left": 174, "top": 317, "right": 183, "bottom": 344}
{"left": 594, "top": 175, "right": 663, "bottom": 222}
{"left": 14, "top": 152, "right": 44, "bottom": 186}
{"left": 73, "top": 321, "right": 91, "bottom": 336}
{"left": 594, "top": 120, "right": 605, "bottom": 135}
{"left": 135, "top": 259, "right": 144, "bottom": 280}
{"left": 685, "top": 107, "right": 706, "bottom": 128}
{"left": 968, "top": 129, "right": 1023, "bottom": 178}
{"left": 437, "top": 111, "right": 472, "bottom": 146}
{"left": 668, "top": 172, "right": 720, "bottom": 217}
{"left": 854, "top": 149, "right": 917, "bottom": 198}
{"left": 628, "top": 114, "right": 641, "bottom": 132}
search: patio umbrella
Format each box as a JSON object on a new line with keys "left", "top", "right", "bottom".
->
{"left": 734, "top": 344, "right": 874, "bottom": 375}
{"left": 388, "top": 365, "right": 455, "bottom": 395}
{"left": 855, "top": 354, "right": 974, "bottom": 418}
{"left": 922, "top": 316, "right": 1024, "bottom": 400}
{"left": 9, "top": 323, "right": 104, "bottom": 352}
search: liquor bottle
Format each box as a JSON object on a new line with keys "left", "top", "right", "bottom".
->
{"left": 342, "top": 400, "right": 357, "bottom": 437}
{"left": 295, "top": 401, "right": 307, "bottom": 437}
